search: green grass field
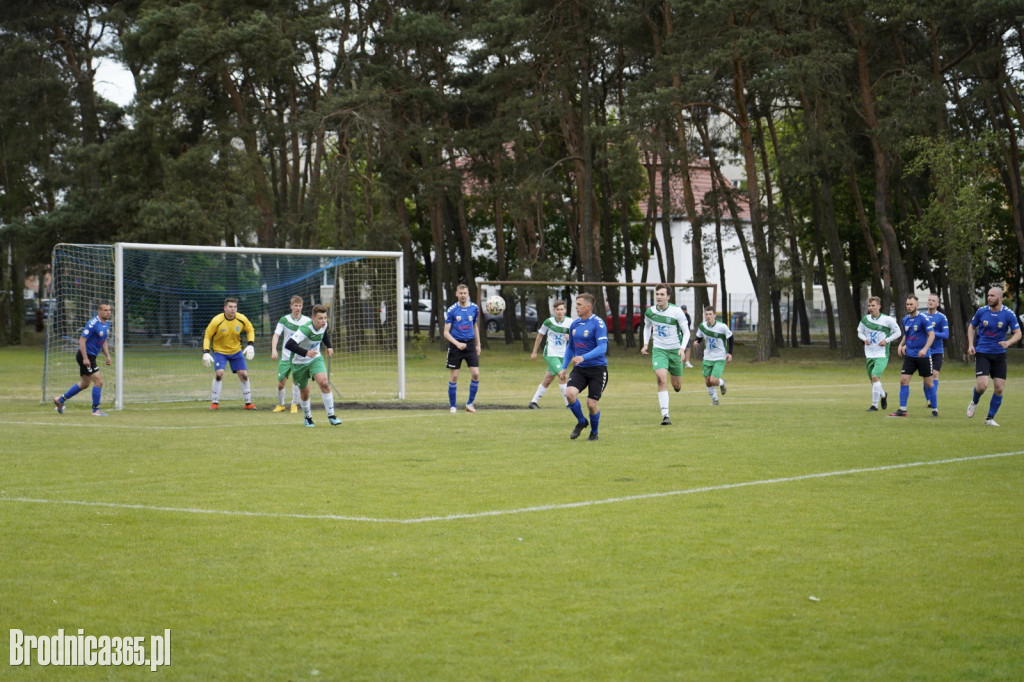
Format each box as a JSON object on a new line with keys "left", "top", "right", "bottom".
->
{"left": 2, "top": 341, "right": 1023, "bottom": 680}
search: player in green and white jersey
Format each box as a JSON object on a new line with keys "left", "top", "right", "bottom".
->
{"left": 528, "top": 300, "right": 572, "bottom": 408}
{"left": 856, "top": 295, "right": 901, "bottom": 411}
{"left": 693, "top": 306, "right": 733, "bottom": 405}
{"left": 283, "top": 304, "right": 340, "bottom": 427}
{"left": 640, "top": 285, "right": 691, "bottom": 425}
{"left": 271, "top": 295, "right": 311, "bottom": 413}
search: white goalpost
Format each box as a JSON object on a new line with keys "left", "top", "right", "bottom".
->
{"left": 43, "top": 243, "right": 405, "bottom": 410}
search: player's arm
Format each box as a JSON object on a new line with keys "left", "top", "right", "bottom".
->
{"left": 270, "top": 332, "right": 281, "bottom": 359}
{"left": 857, "top": 322, "right": 869, "bottom": 344}
{"left": 473, "top": 317, "right": 481, "bottom": 353}
{"left": 285, "top": 334, "right": 316, "bottom": 358}
{"left": 725, "top": 332, "right": 734, "bottom": 360}
{"left": 580, "top": 338, "right": 608, "bottom": 362}
{"left": 101, "top": 339, "right": 112, "bottom": 365}
{"left": 919, "top": 330, "right": 935, "bottom": 357}
{"left": 531, "top": 326, "right": 546, "bottom": 359}
{"left": 201, "top": 315, "right": 220, "bottom": 367}
{"left": 640, "top": 315, "right": 652, "bottom": 354}
{"left": 241, "top": 314, "right": 256, "bottom": 345}
{"left": 202, "top": 315, "right": 220, "bottom": 353}
{"left": 78, "top": 333, "right": 92, "bottom": 367}
{"left": 966, "top": 321, "right": 977, "bottom": 355}
{"left": 562, "top": 334, "right": 574, "bottom": 371}
{"left": 443, "top": 321, "right": 463, "bottom": 349}
{"left": 238, "top": 313, "right": 256, "bottom": 359}
{"left": 1002, "top": 324, "right": 1022, "bottom": 349}
{"left": 934, "top": 319, "right": 949, "bottom": 340}
{"left": 322, "top": 330, "right": 333, "bottom": 357}
{"left": 679, "top": 320, "right": 691, "bottom": 356}
{"left": 886, "top": 320, "right": 901, "bottom": 345}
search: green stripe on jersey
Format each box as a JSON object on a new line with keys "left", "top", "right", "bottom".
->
{"left": 698, "top": 322, "right": 727, "bottom": 340}
{"left": 860, "top": 316, "right": 891, "bottom": 333}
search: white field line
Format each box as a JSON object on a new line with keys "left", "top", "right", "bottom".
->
{"left": 2, "top": 450, "right": 1020, "bottom": 524}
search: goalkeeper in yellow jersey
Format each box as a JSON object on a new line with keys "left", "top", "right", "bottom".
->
{"left": 202, "top": 297, "right": 257, "bottom": 410}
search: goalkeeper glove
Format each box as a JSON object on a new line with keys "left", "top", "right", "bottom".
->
{"left": 202, "top": 352, "right": 213, "bottom": 368}
{"left": 243, "top": 344, "right": 254, "bottom": 361}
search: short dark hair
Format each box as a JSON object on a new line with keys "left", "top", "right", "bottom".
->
{"left": 655, "top": 284, "right": 670, "bottom": 294}
{"left": 577, "top": 293, "right": 595, "bottom": 307}
{"left": 312, "top": 304, "right": 328, "bottom": 316}
{"left": 704, "top": 305, "right": 715, "bottom": 313}
{"left": 224, "top": 297, "right": 238, "bottom": 306}
{"left": 553, "top": 300, "right": 567, "bottom": 309}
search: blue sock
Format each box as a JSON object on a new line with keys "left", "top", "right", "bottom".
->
{"left": 468, "top": 380, "right": 479, "bottom": 405}
{"left": 568, "top": 400, "right": 586, "bottom": 424}
{"left": 63, "top": 384, "right": 82, "bottom": 402}
{"left": 899, "top": 385, "right": 909, "bottom": 409}
{"left": 932, "top": 380, "right": 939, "bottom": 408}
{"left": 92, "top": 386, "right": 102, "bottom": 409}
{"left": 590, "top": 411, "right": 600, "bottom": 434}
{"left": 448, "top": 382, "right": 457, "bottom": 408}
{"left": 988, "top": 394, "right": 1003, "bottom": 419}
{"left": 973, "top": 388, "right": 982, "bottom": 404}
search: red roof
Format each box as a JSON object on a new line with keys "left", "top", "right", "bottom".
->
{"left": 638, "top": 158, "right": 751, "bottom": 221}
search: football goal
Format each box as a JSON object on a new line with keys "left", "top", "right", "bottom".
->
{"left": 43, "top": 243, "right": 405, "bottom": 409}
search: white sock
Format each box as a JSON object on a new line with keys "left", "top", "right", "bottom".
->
{"left": 708, "top": 386, "right": 717, "bottom": 399}
{"left": 322, "top": 390, "right": 335, "bottom": 416}
{"left": 240, "top": 380, "right": 252, "bottom": 404}
{"left": 719, "top": 378, "right": 726, "bottom": 390}
{"left": 277, "top": 388, "right": 286, "bottom": 406}
{"left": 211, "top": 377, "right": 222, "bottom": 403}
{"left": 559, "top": 383, "right": 568, "bottom": 405}
{"left": 292, "top": 384, "right": 301, "bottom": 405}
{"left": 658, "top": 390, "right": 669, "bottom": 416}
{"left": 871, "top": 382, "right": 881, "bottom": 406}
{"left": 532, "top": 384, "right": 547, "bottom": 403}
{"left": 302, "top": 398, "right": 312, "bottom": 418}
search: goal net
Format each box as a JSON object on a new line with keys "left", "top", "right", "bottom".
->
{"left": 43, "top": 243, "right": 404, "bottom": 409}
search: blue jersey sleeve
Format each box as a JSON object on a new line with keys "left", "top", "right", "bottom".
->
{"left": 581, "top": 338, "right": 608, "bottom": 362}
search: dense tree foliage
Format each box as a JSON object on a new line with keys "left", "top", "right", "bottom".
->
{"left": 1, "top": 0, "right": 1022, "bottom": 358}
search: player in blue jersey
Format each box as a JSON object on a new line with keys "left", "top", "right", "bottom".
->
{"left": 559, "top": 293, "right": 608, "bottom": 441}
{"left": 53, "top": 302, "right": 113, "bottom": 416}
{"left": 891, "top": 295, "right": 935, "bottom": 418}
{"left": 922, "top": 293, "right": 949, "bottom": 410}
{"left": 966, "top": 287, "right": 1022, "bottom": 426}
{"left": 443, "top": 284, "right": 482, "bottom": 413}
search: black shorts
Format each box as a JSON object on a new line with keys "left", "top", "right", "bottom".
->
{"left": 446, "top": 342, "right": 479, "bottom": 369}
{"left": 975, "top": 352, "right": 1008, "bottom": 381}
{"left": 568, "top": 365, "right": 608, "bottom": 401}
{"left": 76, "top": 351, "right": 99, "bottom": 376}
{"left": 930, "top": 353, "right": 944, "bottom": 372}
{"left": 900, "top": 354, "right": 933, "bottom": 378}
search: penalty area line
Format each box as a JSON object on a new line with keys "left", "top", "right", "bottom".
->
{"left": 1, "top": 450, "right": 1021, "bottom": 524}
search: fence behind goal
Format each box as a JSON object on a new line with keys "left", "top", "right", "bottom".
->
{"left": 43, "top": 243, "right": 404, "bottom": 409}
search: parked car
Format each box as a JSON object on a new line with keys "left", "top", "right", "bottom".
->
{"left": 484, "top": 305, "right": 539, "bottom": 334}
{"left": 605, "top": 303, "right": 643, "bottom": 333}
{"left": 403, "top": 298, "right": 433, "bottom": 329}
{"left": 23, "top": 298, "right": 55, "bottom": 325}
